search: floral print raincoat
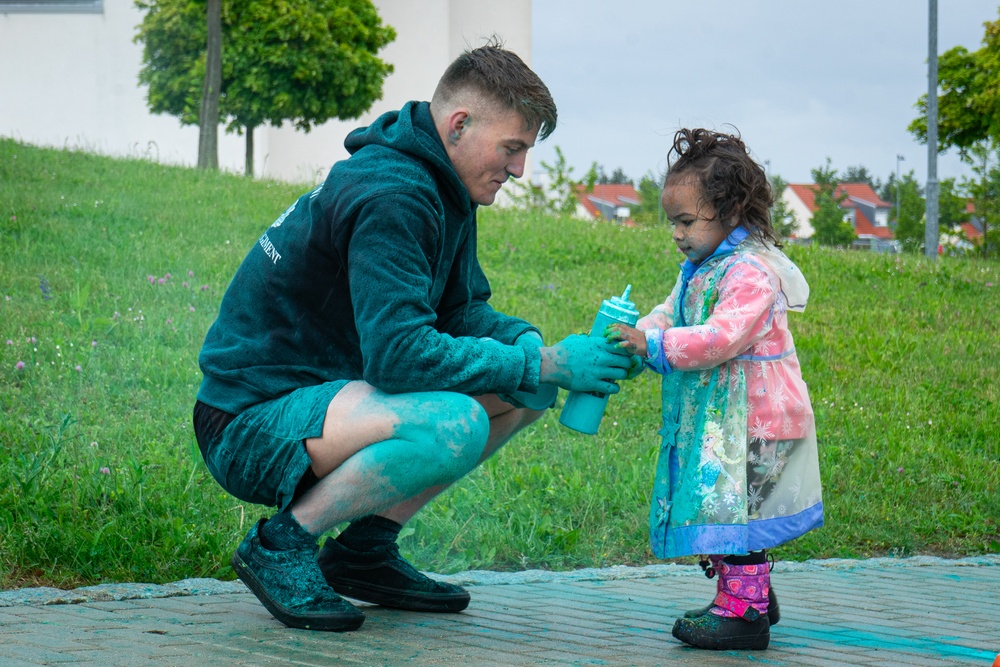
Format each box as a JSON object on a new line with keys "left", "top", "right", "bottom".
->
{"left": 638, "top": 229, "right": 823, "bottom": 558}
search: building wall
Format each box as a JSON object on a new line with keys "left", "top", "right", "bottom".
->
{"left": 782, "top": 187, "right": 815, "bottom": 238}
{"left": 0, "top": 0, "right": 532, "bottom": 185}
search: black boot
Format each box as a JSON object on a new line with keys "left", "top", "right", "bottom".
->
{"left": 683, "top": 553, "right": 780, "bottom": 625}
{"left": 672, "top": 611, "right": 770, "bottom": 651}
{"left": 672, "top": 554, "right": 772, "bottom": 650}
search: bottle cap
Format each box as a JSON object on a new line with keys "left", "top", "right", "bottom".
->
{"left": 606, "top": 285, "right": 638, "bottom": 314}
{"left": 611, "top": 285, "right": 633, "bottom": 307}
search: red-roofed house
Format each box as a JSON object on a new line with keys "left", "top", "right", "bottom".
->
{"left": 782, "top": 183, "right": 893, "bottom": 240}
{"left": 574, "top": 183, "right": 641, "bottom": 226}
{"left": 961, "top": 200, "right": 984, "bottom": 242}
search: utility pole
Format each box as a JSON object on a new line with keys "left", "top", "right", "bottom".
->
{"left": 925, "top": 0, "right": 939, "bottom": 259}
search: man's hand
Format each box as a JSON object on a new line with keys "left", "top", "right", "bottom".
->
{"left": 497, "top": 332, "right": 558, "bottom": 410}
{"left": 539, "top": 334, "right": 630, "bottom": 394}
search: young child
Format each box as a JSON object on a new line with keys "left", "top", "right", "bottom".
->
{"left": 607, "top": 128, "right": 823, "bottom": 651}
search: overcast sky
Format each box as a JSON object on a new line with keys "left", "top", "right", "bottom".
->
{"left": 529, "top": 1, "right": 999, "bottom": 189}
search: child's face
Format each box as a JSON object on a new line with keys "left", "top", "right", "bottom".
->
{"left": 661, "top": 180, "right": 728, "bottom": 263}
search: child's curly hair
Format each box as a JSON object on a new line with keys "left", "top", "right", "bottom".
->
{"left": 665, "top": 128, "right": 781, "bottom": 247}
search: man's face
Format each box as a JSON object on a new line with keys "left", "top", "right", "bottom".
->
{"left": 449, "top": 110, "right": 539, "bottom": 206}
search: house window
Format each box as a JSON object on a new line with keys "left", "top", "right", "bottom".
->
{"left": 0, "top": 0, "right": 102, "bottom": 12}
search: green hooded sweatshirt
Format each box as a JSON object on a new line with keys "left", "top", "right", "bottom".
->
{"left": 197, "top": 101, "right": 541, "bottom": 414}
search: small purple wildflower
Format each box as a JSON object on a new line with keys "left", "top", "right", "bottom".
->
{"left": 188, "top": 270, "right": 194, "bottom": 277}
{"left": 15, "top": 361, "right": 25, "bottom": 370}
{"left": 91, "top": 340, "right": 98, "bottom": 348}
{"left": 5, "top": 340, "right": 11, "bottom": 346}
{"left": 165, "top": 273, "right": 172, "bottom": 280}
{"left": 182, "top": 281, "right": 189, "bottom": 288}
{"left": 897, "top": 466, "right": 904, "bottom": 474}
{"left": 147, "top": 275, "right": 156, "bottom": 284}
{"left": 75, "top": 365, "right": 82, "bottom": 372}
{"left": 157, "top": 277, "right": 166, "bottom": 285}
{"left": 38, "top": 276, "right": 51, "bottom": 301}
{"left": 189, "top": 306, "right": 195, "bottom": 312}
{"left": 100, "top": 467, "right": 111, "bottom": 475}
{"left": 200, "top": 284, "right": 210, "bottom": 291}
{"left": 30, "top": 336, "right": 37, "bottom": 343}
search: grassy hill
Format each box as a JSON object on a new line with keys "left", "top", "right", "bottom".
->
{"left": 1, "top": 138, "right": 997, "bottom": 590}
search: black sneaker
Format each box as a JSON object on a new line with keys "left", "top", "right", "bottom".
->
{"left": 231, "top": 518, "right": 365, "bottom": 631}
{"left": 317, "top": 538, "right": 470, "bottom": 612}
{"left": 683, "top": 587, "right": 780, "bottom": 625}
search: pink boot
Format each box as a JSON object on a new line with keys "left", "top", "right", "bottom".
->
{"left": 684, "top": 555, "right": 780, "bottom": 625}
{"left": 672, "top": 556, "right": 771, "bottom": 650}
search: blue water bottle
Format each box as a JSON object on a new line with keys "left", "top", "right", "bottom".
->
{"left": 559, "top": 285, "right": 639, "bottom": 435}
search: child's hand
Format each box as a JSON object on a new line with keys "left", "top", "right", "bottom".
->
{"left": 605, "top": 324, "right": 647, "bottom": 358}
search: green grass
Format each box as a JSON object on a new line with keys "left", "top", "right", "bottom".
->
{"left": 1, "top": 138, "right": 998, "bottom": 590}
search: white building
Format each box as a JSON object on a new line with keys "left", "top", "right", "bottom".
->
{"left": 0, "top": 0, "right": 532, "bottom": 185}
{"left": 782, "top": 182, "right": 893, "bottom": 240}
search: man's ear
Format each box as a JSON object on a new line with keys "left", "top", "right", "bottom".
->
{"left": 447, "top": 109, "right": 470, "bottom": 144}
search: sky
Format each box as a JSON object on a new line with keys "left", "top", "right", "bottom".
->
{"left": 529, "top": 0, "right": 1000, "bottom": 191}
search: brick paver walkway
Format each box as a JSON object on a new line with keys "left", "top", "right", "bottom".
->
{"left": 1, "top": 557, "right": 997, "bottom": 666}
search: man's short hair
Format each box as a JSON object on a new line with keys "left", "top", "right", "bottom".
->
{"left": 432, "top": 37, "right": 557, "bottom": 140}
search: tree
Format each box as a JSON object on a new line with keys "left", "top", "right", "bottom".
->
{"left": 909, "top": 8, "right": 1000, "bottom": 256}
{"left": 840, "top": 164, "right": 883, "bottom": 193}
{"left": 909, "top": 17, "right": 1000, "bottom": 156}
{"left": 631, "top": 170, "right": 664, "bottom": 226}
{"left": 883, "top": 170, "right": 925, "bottom": 229}
{"left": 504, "top": 179, "right": 548, "bottom": 211}
{"left": 938, "top": 177, "right": 970, "bottom": 231}
{"left": 768, "top": 174, "right": 796, "bottom": 238}
{"left": 891, "top": 170, "right": 927, "bottom": 251}
{"left": 196, "top": 0, "right": 221, "bottom": 170}
{"left": 506, "top": 148, "right": 600, "bottom": 217}
{"left": 593, "top": 165, "right": 633, "bottom": 186}
{"left": 135, "top": 0, "right": 396, "bottom": 176}
{"left": 963, "top": 142, "right": 1000, "bottom": 257}
{"left": 535, "top": 146, "right": 594, "bottom": 218}
{"left": 809, "top": 159, "right": 855, "bottom": 247}
{"left": 608, "top": 167, "right": 632, "bottom": 185}
{"left": 878, "top": 173, "right": 898, "bottom": 220}
{"left": 593, "top": 164, "right": 608, "bottom": 185}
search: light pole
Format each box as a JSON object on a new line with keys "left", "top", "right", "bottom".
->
{"left": 925, "top": 0, "right": 940, "bottom": 259}
{"left": 895, "top": 154, "right": 905, "bottom": 229}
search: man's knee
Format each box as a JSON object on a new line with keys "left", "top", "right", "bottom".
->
{"left": 413, "top": 394, "right": 490, "bottom": 474}
{"left": 361, "top": 394, "right": 486, "bottom": 491}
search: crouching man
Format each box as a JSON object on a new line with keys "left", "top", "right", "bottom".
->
{"left": 193, "top": 41, "right": 629, "bottom": 631}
